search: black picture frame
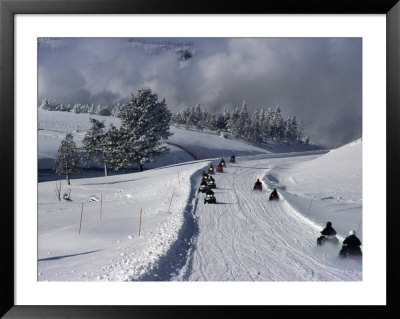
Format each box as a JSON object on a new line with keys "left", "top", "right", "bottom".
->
{"left": 1, "top": 0, "right": 399, "bottom": 318}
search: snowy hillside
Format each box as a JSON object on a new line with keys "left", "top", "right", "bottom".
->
{"left": 38, "top": 132, "right": 362, "bottom": 283}
{"left": 38, "top": 108, "right": 320, "bottom": 173}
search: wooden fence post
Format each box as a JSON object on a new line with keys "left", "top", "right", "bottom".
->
{"left": 177, "top": 171, "right": 181, "bottom": 186}
{"left": 100, "top": 193, "right": 103, "bottom": 220}
{"left": 168, "top": 193, "right": 174, "bottom": 212}
{"left": 79, "top": 202, "right": 84, "bottom": 234}
{"left": 139, "top": 208, "right": 143, "bottom": 237}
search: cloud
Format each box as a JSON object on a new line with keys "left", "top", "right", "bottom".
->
{"left": 38, "top": 38, "right": 362, "bottom": 148}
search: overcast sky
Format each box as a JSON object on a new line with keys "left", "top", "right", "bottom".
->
{"left": 38, "top": 37, "right": 362, "bottom": 148}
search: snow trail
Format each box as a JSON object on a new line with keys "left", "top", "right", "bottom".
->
{"left": 174, "top": 157, "right": 361, "bottom": 281}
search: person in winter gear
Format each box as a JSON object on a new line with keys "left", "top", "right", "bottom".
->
{"left": 230, "top": 154, "right": 236, "bottom": 163}
{"left": 204, "top": 188, "right": 216, "bottom": 203}
{"left": 199, "top": 179, "right": 209, "bottom": 193}
{"left": 339, "top": 230, "right": 362, "bottom": 258}
{"left": 220, "top": 158, "right": 226, "bottom": 166}
{"left": 321, "top": 222, "right": 337, "bottom": 236}
{"left": 254, "top": 179, "right": 262, "bottom": 190}
{"left": 216, "top": 164, "right": 223, "bottom": 172}
{"left": 317, "top": 222, "right": 337, "bottom": 245}
{"left": 208, "top": 175, "right": 216, "bottom": 188}
{"left": 269, "top": 188, "right": 279, "bottom": 200}
{"left": 209, "top": 164, "right": 214, "bottom": 174}
{"left": 206, "top": 188, "right": 214, "bottom": 196}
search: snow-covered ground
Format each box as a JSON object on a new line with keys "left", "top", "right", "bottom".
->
{"left": 38, "top": 109, "right": 320, "bottom": 171}
{"left": 38, "top": 110, "right": 362, "bottom": 283}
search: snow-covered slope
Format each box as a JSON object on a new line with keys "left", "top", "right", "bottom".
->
{"left": 38, "top": 139, "right": 362, "bottom": 282}
{"left": 38, "top": 109, "right": 320, "bottom": 171}
{"left": 278, "top": 138, "right": 362, "bottom": 201}
{"left": 265, "top": 139, "right": 362, "bottom": 240}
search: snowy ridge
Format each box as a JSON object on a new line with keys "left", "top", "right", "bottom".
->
{"left": 97, "top": 164, "right": 208, "bottom": 281}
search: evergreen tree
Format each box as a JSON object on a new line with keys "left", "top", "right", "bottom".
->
{"left": 119, "top": 88, "right": 172, "bottom": 172}
{"left": 238, "top": 100, "right": 249, "bottom": 137}
{"left": 82, "top": 118, "right": 109, "bottom": 176}
{"left": 248, "top": 110, "right": 262, "bottom": 144}
{"left": 52, "top": 133, "right": 81, "bottom": 185}
{"left": 271, "top": 107, "right": 284, "bottom": 141}
{"left": 103, "top": 124, "right": 126, "bottom": 171}
{"left": 227, "top": 107, "right": 240, "bottom": 138}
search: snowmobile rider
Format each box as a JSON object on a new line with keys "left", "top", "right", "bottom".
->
{"left": 254, "top": 179, "right": 262, "bottom": 188}
{"left": 220, "top": 158, "right": 225, "bottom": 164}
{"left": 206, "top": 188, "right": 215, "bottom": 196}
{"left": 209, "top": 176, "right": 215, "bottom": 182}
{"left": 270, "top": 188, "right": 278, "bottom": 198}
{"left": 339, "top": 230, "right": 362, "bottom": 257}
{"left": 317, "top": 222, "right": 337, "bottom": 245}
{"left": 200, "top": 179, "right": 208, "bottom": 186}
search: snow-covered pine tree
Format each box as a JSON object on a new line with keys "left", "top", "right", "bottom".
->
{"left": 227, "top": 107, "right": 240, "bottom": 138}
{"left": 194, "top": 104, "right": 205, "bottom": 131}
{"left": 81, "top": 118, "right": 109, "bottom": 176}
{"left": 103, "top": 124, "right": 126, "bottom": 171}
{"left": 271, "top": 107, "right": 284, "bottom": 141}
{"left": 248, "top": 110, "right": 262, "bottom": 144}
{"left": 214, "top": 112, "right": 226, "bottom": 130}
{"left": 238, "top": 100, "right": 249, "bottom": 138}
{"left": 52, "top": 133, "right": 81, "bottom": 185}
{"left": 284, "top": 116, "right": 299, "bottom": 145}
{"left": 222, "top": 109, "right": 231, "bottom": 130}
{"left": 119, "top": 88, "right": 173, "bottom": 172}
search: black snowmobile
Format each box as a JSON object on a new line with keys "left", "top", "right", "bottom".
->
{"left": 269, "top": 188, "right": 279, "bottom": 201}
{"left": 220, "top": 158, "right": 226, "bottom": 167}
{"left": 253, "top": 180, "right": 262, "bottom": 191}
{"left": 202, "top": 172, "right": 209, "bottom": 181}
{"left": 269, "top": 194, "right": 279, "bottom": 201}
{"left": 339, "top": 246, "right": 362, "bottom": 259}
{"left": 198, "top": 183, "right": 209, "bottom": 193}
{"left": 208, "top": 179, "right": 217, "bottom": 189}
{"left": 317, "top": 235, "right": 339, "bottom": 246}
{"left": 208, "top": 165, "right": 215, "bottom": 174}
{"left": 204, "top": 193, "right": 217, "bottom": 204}
{"left": 229, "top": 155, "right": 235, "bottom": 163}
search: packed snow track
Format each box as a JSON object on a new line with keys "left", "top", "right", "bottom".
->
{"left": 167, "top": 156, "right": 362, "bottom": 281}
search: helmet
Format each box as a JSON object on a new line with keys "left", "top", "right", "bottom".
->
{"left": 349, "top": 230, "right": 356, "bottom": 236}
{"left": 326, "top": 222, "right": 332, "bottom": 227}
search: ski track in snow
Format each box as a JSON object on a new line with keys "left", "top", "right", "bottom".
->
{"left": 171, "top": 157, "right": 361, "bottom": 281}
{"left": 91, "top": 156, "right": 361, "bottom": 282}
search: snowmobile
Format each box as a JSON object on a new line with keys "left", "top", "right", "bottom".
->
{"left": 208, "top": 179, "right": 217, "bottom": 189}
{"left": 204, "top": 193, "right": 217, "bottom": 204}
{"left": 202, "top": 173, "right": 209, "bottom": 181}
{"left": 317, "top": 234, "right": 339, "bottom": 246}
{"left": 339, "top": 245, "right": 362, "bottom": 259}
{"left": 208, "top": 166, "right": 215, "bottom": 174}
{"left": 216, "top": 165, "right": 223, "bottom": 173}
{"left": 269, "top": 194, "right": 279, "bottom": 201}
{"left": 253, "top": 179, "right": 262, "bottom": 191}
{"left": 220, "top": 159, "right": 226, "bottom": 167}
{"left": 198, "top": 184, "right": 209, "bottom": 193}
{"left": 229, "top": 156, "right": 235, "bottom": 163}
